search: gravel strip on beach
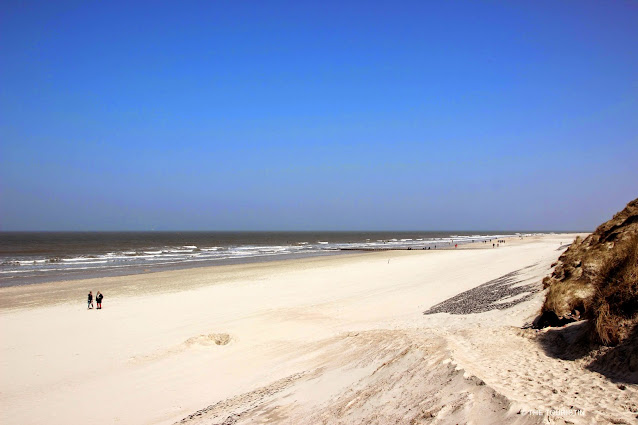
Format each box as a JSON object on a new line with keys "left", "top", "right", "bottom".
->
{"left": 423, "top": 265, "right": 542, "bottom": 315}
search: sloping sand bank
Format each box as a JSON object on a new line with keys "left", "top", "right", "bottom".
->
{"left": 2, "top": 234, "right": 636, "bottom": 424}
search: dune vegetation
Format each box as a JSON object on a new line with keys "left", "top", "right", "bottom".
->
{"left": 541, "top": 198, "right": 638, "bottom": 348}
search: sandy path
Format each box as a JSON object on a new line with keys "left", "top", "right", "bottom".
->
{"left": 4, "top": 233, "right": 634, "bottom": 425}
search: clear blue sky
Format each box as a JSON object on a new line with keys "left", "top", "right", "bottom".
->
{"left": 1, "top": 0, "right": 636, "bottom": 231}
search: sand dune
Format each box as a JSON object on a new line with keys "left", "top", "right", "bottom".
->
{"left": 2, "top": 233, "right": 636, "bottom": 424}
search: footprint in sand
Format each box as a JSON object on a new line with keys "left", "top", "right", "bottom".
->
{"left": 129, "top": 333, "right": 232, "bottom": 364}
{"left": 185, "top": 333, "right": 232, "bottom": 346}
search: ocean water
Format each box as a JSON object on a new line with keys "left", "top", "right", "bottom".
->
{"left": 0, "top": 231, "right": 531, "bottom": 287}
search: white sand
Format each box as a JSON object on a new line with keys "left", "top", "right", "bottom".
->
{"left": 1, "top": 233, "right": 636, "bottom": 424}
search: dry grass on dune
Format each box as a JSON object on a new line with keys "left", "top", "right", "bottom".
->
{"left": 536, "top": 199, "right": 638, "bottom": 384}
{"left": 537, "top": 198, "right": 638, "bottom": 380}
{"left": 542, "top": 234, "right": 594, "bottom": 315}
{"left": 589, "top": 235, "right": 638, "bottom": 346}
{"left": 541, "top": 198, "right": 638, "bottom": 333}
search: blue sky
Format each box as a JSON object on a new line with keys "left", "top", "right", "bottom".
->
{"left": 1, "top": 1, "right": 637, "bottom": 231}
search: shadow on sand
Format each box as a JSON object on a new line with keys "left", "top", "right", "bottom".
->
{"left": 536, "top": 321, "right": 638, "bottom": 385}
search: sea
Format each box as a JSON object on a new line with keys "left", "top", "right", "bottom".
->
{"left": 0, "top": 231, "right": 536, "bottom": 287}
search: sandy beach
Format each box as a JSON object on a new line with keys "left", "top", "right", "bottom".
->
{"left": 1, "top": 233, "right": 636, "bottom": 425}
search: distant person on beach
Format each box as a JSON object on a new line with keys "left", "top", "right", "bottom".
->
{"left": 87, "top": 291, "right": 93, "bottom": 309}
{"left": 96, "top": 291, "right": 103, "bottom": 309}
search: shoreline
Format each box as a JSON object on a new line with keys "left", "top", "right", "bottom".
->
{"left": 0, "top": 249, "right": 349, "bottom": 289}
{"left": 0, "top": 232, "right": 564, "bottom": 290}
{"left": 0, "top": 231, "right": 565, "bottom": 288}
{"left": 0, "top": 233, "right": 552, "bottom": 311}
{"left": 5, "top": 232, "right": 633, "bottom": 425}
{"left": 0, "top": 250, "right": 370, "bottom": 310}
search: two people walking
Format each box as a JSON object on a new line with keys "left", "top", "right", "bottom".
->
{"left": 87, "top": 291, "right": 104, "bottom": 309}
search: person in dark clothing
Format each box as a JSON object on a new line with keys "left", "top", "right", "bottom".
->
{"left": 88, "top": 291, "right": 93, "bottom": 309}
{"left": 96, "top": 291, "right": 103, "bottom": 309}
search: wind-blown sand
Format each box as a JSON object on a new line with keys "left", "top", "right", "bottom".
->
{"left": 1, "top": 234, "right": 636, "bottom": 424}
